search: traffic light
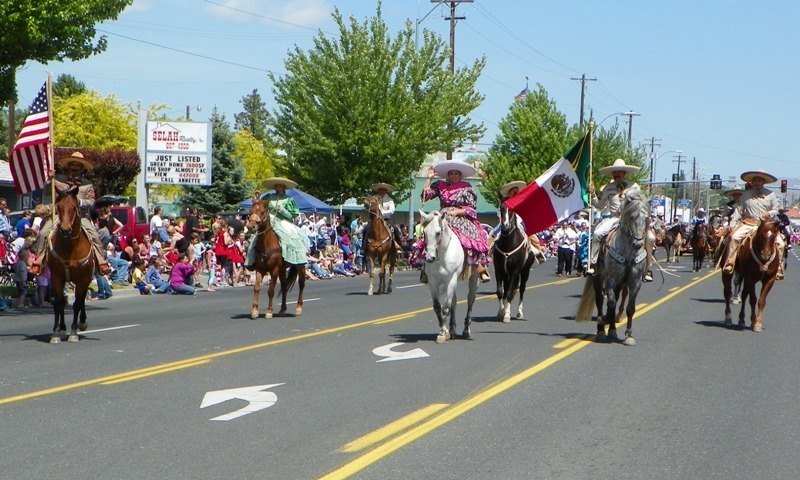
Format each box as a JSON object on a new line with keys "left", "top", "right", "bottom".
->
{"left": 781, "top": 179, "right": 788, "bottom": 193}
{"left": 672, "top": 173, "right": 679, "bottom": 189}
{"left": 710, "top": 174, "right": 722, "bottom": 190}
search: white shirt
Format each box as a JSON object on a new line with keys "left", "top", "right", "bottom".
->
{"left": 554, "top": 226, "right": 578, "bottom": 251}
{"left": 377, "top": 195, "right": 395, "bottom": 219}
{"left": 150, "top": 214, "right": 163, "bottom": 236}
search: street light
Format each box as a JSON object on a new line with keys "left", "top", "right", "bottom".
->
{"left": 649, "top": 149, "right": 681, "bottom": 191}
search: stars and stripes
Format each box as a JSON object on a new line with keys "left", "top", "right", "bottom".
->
{"left": 10, "top": 82, "right": 51, "bottom": 194}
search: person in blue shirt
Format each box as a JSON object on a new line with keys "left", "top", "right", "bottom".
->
{"left": 15, "top": 210, "right": 32, "bottom": 239}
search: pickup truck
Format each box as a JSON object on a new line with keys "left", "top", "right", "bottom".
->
{"left": 110, "top": 205, "right": 150, "bottom": 245}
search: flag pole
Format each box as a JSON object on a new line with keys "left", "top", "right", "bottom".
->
{"left": 587, "top": 121, "right": 595, "bottom": 268}
{"left": 46, "top": 73, "right": 55, "bottom": 222}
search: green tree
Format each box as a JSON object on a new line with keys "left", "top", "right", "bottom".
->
{"left": 53, "top": 73, "right": 87, "bottom": 98}
{"left": 54, "top": 90, "right": 137, "bottom": 150}
{"left": 588, "top": 121, "right": 648, "bottom": 188}
{"left": 179, "top": 108, "right": 256, "bottom": 213}
{"left": 233, "top": 130, "right": 278, "bottom": 183}
{"left": 481, "top": 85, "right": 570, "bottom": 206}
{"left": 271, "top": 3, "right": 485, "bottom": 204}
{"left": 0, "top": 1, "right": 133, "bottom": 104}
{"left": 235, "top": 89, "right": 273, "bottom": 142}
{"left": 55, "top": 147, "right": 139, "bottom": 197}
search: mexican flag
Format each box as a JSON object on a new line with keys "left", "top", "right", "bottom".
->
{"left": 506, "top": 130, "right": 591, "bottom": 235}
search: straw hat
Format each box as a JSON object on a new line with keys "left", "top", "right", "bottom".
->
{"left": 57, "top": 151, "right": 94, "bottom": 170}
{"left": 710, "top": 208, "right": 723, "bottom": 214}
{"left": 370, "top": 183, "right": 396, "bottom": 193}
{"left": 696, "top": 207, "right": 706, "bottom": 214}
{"left": 499, "top": 181, "right": 526, "bottom": 197}
{"left": 598, "top": 158, "right": 640, "bottom": 176}
{"left": 740, "top": 170, "right": 777, "bottom": 184}
{"left": 262, "top": 177, "right": 298, "bottom": 190}
{"left": 432, "top": 160, "right": 477, "bottom": 178}
{"left": 724, "top": 185, "right": 745, "bottom": 198}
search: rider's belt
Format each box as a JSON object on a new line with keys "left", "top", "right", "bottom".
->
{"left": 742, "top": 218, "right": 760, "bottom": 226}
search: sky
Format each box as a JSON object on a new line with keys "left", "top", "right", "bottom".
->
{"left": 14, "top": 0, "right": 800, "bottom": 189}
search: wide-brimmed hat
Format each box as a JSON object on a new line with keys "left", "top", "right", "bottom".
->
{"left": 598, "top": 158, "right": 640, "bottom": 176}
{"left": 433, "top": 160, "right": 477, "bottom": 178}
{"left": 262, "top": 177, "right": 298, "bottom": 190}
{"left": 370, "top": 182, "right": 396, "bottom": 193}
{"left": 696, "top": 207, "right": 706, "bottom": 214}
{"left": 57, "top": 151, "right": 94, "bottom": 170}
{"left": 710, "top": 208, "right": 723, "bottom": 214}
{"left": 499, "top": 180, "right": 527, "bottom": 197}
{"left": 725, "top": 185, "right": 745, "bottom": 197}
{"left": 740, "top": 170, "right": 777, "bottom": 184}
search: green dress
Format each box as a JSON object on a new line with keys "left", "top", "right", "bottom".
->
{"left": 265, "top": 193, "right": 308, "bottom": 265}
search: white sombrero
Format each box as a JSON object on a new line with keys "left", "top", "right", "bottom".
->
{"left": 598, "top": 158, "right": 640, "bottom": 176}
{"left": 57, "top": 151, "right": 94, "bottom": 170}
{"left": 433, "top": 160, "right": 477, "bottom": 178}
{"left": 262, "top": 177, "right": 298, "bottom": 190}
{"left": 696, "top": 207, "right": 706, "bottom": 214}
{"left": 724, "top": 185, "right": 745, "bottom": 197}
{"left": 740, "top": 170, "right": 777, "bottom": 184}
{"left": 499, "top": 181, "right": 526, "bottom": 197}
{"left": 370, "top": 182, "right": 396, "bottom": 193}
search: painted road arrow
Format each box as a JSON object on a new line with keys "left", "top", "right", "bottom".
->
{"left": 200, "top": 383, "right": 284, "bottom": 421}
{"left": 372, "top": 342, "right": 430, "bottom": 363}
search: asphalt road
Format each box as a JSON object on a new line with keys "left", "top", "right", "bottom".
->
{"left": 1, "top": 251, "right": 798, "bottom": 480}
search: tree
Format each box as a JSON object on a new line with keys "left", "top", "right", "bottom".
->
{"left": 271, "top": 3, "right": 485, "bottom": 204}
{"left": 0, "top": 1, "right": 133, "bottom": 104}
{"left": 179, "top": 108, "right": 256, "bottom": 213}
{"left": 233, "top": 130, "right": 278, "bottom": 183}
{"left": 235, "top": 89, "right": 273, "bottom": 142}
{"left": 55, "top": 147, "right": 139, "bottom": 197}
{"left": 588, "top": 121, "right": 648, "bottom": 187}
{"left": 53, "top": 73, "right": 87, "bottom": 98}
{"left": 481, "top": 85, "right": 570, "bottom": 206}
{"left": 53, "top": 90, "right": 137, "bottom": 150}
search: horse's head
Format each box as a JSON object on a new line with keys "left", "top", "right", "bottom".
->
{"left": 364, "top": 196, "right": 380, "bottom": 216}
{"left": 498, "top": 201, "right": 518, "bottom": 237}
{"left": 753, "top": 216, "right": 780, "bottom": 264}
{"left": 55, "top": 187, "right": 80, "bottom": 237}
{"left": 419, "top": 209, "right": 443, "bottom": 262}
{"left": 248, "top": 198, "right": 270, "bottom": 232}
{"left": 619, "top": 187, "right": 649, "bottom": 249}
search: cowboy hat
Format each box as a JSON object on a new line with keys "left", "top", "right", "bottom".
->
{"left": 57, "top": 151, "right": 94, "bottom": 170}
{"left": 740, "top": 170, "right": 777, "bottom": 184}
{"left": 370, "top": 182, "right": 396, "bottom": 193}
{"left": 724, "top": 185, "right": 745, "bottom": 197}
{"left": 696, "top": 207, "right": 706, "bottom": 213}
{"left": 710, "top": 208, "right": 723, "bottom": 214}
{"left": 432, "top": 160, "right": 477, "bottom": 178}
{"left": 499, "top": 180, "right": 526, "bottom": 197}
{"left": 262, "top": 177, "right": 298, "bottom": 190}
{"left": 598, "top": 158, "right": 640, "bottom": 176}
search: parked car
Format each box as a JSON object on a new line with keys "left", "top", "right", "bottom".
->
{"left": 110, "top": 205, "right": 150, "bottom": 245}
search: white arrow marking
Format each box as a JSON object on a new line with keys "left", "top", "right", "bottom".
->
{"left": 372, "top": 342, "right": 430, "bottom": 363}
{"left": 200, "top": 383, "right": 284, "bottom": 421}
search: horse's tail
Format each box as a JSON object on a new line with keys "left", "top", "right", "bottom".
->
{"left": 575, "top": 277, "right": 596, "bottom": 322}
{"left": 282, "top": 265, "right": 299, "bottom": 294}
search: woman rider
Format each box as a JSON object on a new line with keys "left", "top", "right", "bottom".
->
{"left": 245, "top": 177, "right": 308, "bottom": 268}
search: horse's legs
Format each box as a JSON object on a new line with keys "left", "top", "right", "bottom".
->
{"left": 295, "top": 266, "right": 305, "bottom": 316}
{"left": 367, "top": 255, "right": 375, "bottom": 296}
{"left": 278, "top": 266, "right": 289, "bottom": 315}
{"left": 462, "top": 272, "right": 478, "bottom": 340}
{"left": 605, "top": 285, "right": 621, "bottom": 341}
{"left": 378, "top": 254, "right": 387, "bottom": 294}
{"left": 516, "top": 267, "right": 532, "bottom": 320}
{"left": 50, "top": 281, "right": 66, "bottom": 344}
{"left": 732, "top": 274, "right": 742, "bottom": 305}
{"left": 265, "top": 271, "right": 278, "bottom": 318}
{"left": 623, "top": 282, "right": 641, "bottom": 346}
{"left": 386, "top": 253, "right": 395, "bottom": 294}
{"left": 738, "top": 280, "right": 754, "bottom": 326}
{"left": 753, "top": 279, "right": 775, "bottom": 332}
{"left": 69, "top": 283, "right": 89, "bottom": 343}
{"left": 722, "top": 272, "right": 733, "bottom": 326}
{"left": 251, "top": 271, "right": 263, "bottom": 319}
{"left": 593, "top": 277, "right": 607, "bottom": 341}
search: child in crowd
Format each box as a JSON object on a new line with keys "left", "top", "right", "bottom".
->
{"left": 13, "top": 248, "right": 30, "bottom": 309}
{"left": 131, "top": 257, "right": 155, "bottom": 295}
{"left": 37, "top": 263, "right": 51, "bottom": 307}
{"left": 205, "top": 246, "right": 217, "bottom": 292}
{"left": 145, "top": 256, "right": 172, "bottom": 294}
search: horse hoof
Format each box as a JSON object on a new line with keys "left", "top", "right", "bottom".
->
{"left": 462, "top": 328, "right": 471, "bottom": 340}
{"left": 367, "top": 291, "right": 373, "bottom": 296}
{"left": 607, "top": 329, "right": 619, "bottom": 340}
{"left": 595, "top": 332, "right": 607, "bottom": 343}
{"left": 753, "top": 324, "right": 763, "bottom": 333}
{"left": 738, "top": 319, "right": 746, "bottom": 327}
{"left": 250, "top": 311, "right": 259, "bottom": 319}
{"left": 68, "top": 334, "right": 80, "bottom": 343}
{"left": 724, "top": 318, "right": 732, "bottom": 327}
{"left": 78, "top": 321, "right": 87, "bottom": 332}
{"left": 436, "top": 332, "right": 449, "bottom": 344}
{"left": 623, "top": 336, "right": 636, "bottom": 346}
{"left": 295, "top": 307, "right": 303, "bottom": 316}
{"left": 386, "top": 288, "right": 392, "bottom": 294}
{"left": 266, "top": 312, "right": 273, "bottom": 319}
{"left": 502, "top": 315, "right": 511, "bottom": 324}
{"left": 50, "top": 336, "right": 61, "bottom": 345}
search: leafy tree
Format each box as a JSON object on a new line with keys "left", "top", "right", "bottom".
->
{"left": 53, "top": 73, "right": 87, "bottom": 98}
{"left": 55, "top": 147, "right": 139, "bottom": 197}
{"left": 589, "top": 121, "right": 648, "bottom": 188}
{"left": 54, "top": 90, "right": 137, "bottom": 150}
{"left": 271, "top": 3, "right": 485, "bottom": 204}
{"left": 233, "top": 130, "right": 278, "bottom": 183}
{"left": 179, "top": 108, "right": 256, "bottom": 213}
{"left": 0, "top": 104, "right": 24, "bottom": 159}
{"left": 0, "top": 0, "right": 133, "bottom": 104}
{"left": 234, "top": 89, "right": 273, "bottom": 142}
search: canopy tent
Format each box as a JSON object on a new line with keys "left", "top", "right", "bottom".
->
{"left": 238, "top": 188, "right": 333, "bottom": 214}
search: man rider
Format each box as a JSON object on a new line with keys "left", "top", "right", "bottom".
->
{"left": 30, "top": 151, "right": 111, "bottom": 276}
{"left": 364, "top": 183, "right": 404, "bottom": 254}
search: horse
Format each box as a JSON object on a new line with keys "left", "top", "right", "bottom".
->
{"left": 363, "top": 195, "right": 397, "bottom": 295}
{"left": 46, "top": 187, "right": 95, "bottom": 344}
{"left": 420, "top": 209, "right": 479, "bottom": 344}
{"left": 722, "top": 217, "right": 780, "bottom": 332}
{"left": 662, "top": 225, "right": 683, "bottom": 263}
{"left": 247, "top": 197, "right": 305, "bottom": 319}
{"left": 576, "top": 188, "right": 650, "bottom": 345}
{"left": 492, "top": 201, "right": 536, "bottom": 323}
{"left": 690, "top": 222, "right": 709, "bottom": 271}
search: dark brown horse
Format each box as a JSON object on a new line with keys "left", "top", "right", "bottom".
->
{"left": 663, "top": 226, "right": 683, "bottom": 263}
{"left": 722, "top": 217, "right": 780, "bottom": 332}
{"left": 690, "top": 222, "right": 710, "bottom": 271}
{"left": 363, "top": 195, "right": 397, "bottom": 295}
{"left": 47, "top": 187, "right": 95, "bottom": 344}
{"left": 247, "top": 197, "right": 305, "bottom": 319}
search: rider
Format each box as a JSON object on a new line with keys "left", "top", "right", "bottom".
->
{"left": 723, "top": 185, "right": 744, "bottom": 228}
{"left": 30, "top": 151, "right": 111, "bottom": 276}
{"left": 690, "top": 207, "right": 707, "bottom": 226}
{"left": 244, "top": 177, "right": 308, "bottom": 269}
{"left": 421, "top": 160, "right": 491, "bottom": 283}
{"left": 586, "top": 158, "right": 654, "bottom": 281}
{"left": 708, "top": 208, "right": 724, "bottom": 229}
{"left": 721, "top": 170, "right": 785, "bottom": 280}
{"left": 493, "top": 180, "right": 546, "bottom": 260}
{"left": 363, "top": 182, "right": 404, "bottom": 254}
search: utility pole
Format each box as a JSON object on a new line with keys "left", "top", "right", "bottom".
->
{"left": 691, "top": 157, "right": 698, "bottom": 209}
{"left": 645, "top": 136, "right": 662, "bottom": 190}
{"left": 434, "top": 0, "right": 472, "bottom": 159}
{"left": 672, "top": 152, "right": 686, "bottom": 220}
{"left": 6, "top": 101, "right": 14, "bottom": 153}
{"left": 570, "top": 74, "right": 596, "bottom": 126}
{"left": 621, "top": 111, "right": 640, "bottom": 146}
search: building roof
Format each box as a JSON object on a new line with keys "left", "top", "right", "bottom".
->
{"left": 0, "top": 160, "right": 15, "bottom": 185}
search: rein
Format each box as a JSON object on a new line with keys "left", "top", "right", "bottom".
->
{"left": 608, "top": 201, "right": 648, "bottom": 266}
{"left": 253, "top": 214, "right": 282, "bottom": 262}
{"left": 365, "top": 202, "right": 392, "bottom": 248}
{"left": 748, "top": 229, "right": 778, "bottom": 273}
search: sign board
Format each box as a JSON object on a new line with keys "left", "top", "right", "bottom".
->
{"left": 145, "top": 121, "right": 212, "bottom": 185}
{"left": 677, "top": 198, "right": 692, "bottom": 207}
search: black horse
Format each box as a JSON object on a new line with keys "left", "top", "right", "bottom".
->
{"left": 492, "top": 201, "right": 537, "bottom": 323}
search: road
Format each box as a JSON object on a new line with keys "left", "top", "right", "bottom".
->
{"left": 1, "top": 251, "right": 798, "bottom": 480}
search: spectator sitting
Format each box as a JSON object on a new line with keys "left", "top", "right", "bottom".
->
{"left": 169, "top": 253, "right": 196, "bottom": 295}
{"left": 131, "top": 257, "right": 155, "bottom": 295}
{"left": 307, "top": 251, "right": 333, "bottom": 279}
{"left": 332, "top": 253, "right": 356, "bottom": 277}
{"left": 145, "top": 257, "right": 172, "bottom": 294}
{"left": 105, "top": 243, "right": 130, "bottom": 285}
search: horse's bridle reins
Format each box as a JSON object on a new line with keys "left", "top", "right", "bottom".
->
{"left": 748, "top": 222, "right": 778, "bottom": 273}
{"left": 249, "top": 209, "right": 282, "bottom": 261}
{"left": 364, "top": 198, "right": 393, "bottom": 248}
{"left": 48, "top": 197, "right": 93, "bottom": 277}
{"left": 494, "top": 209, "right": 530, "bottom": 271}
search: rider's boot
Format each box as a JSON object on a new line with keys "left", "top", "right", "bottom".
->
{"left": 95, "top": 249, "right": 111, "bottom": 276}
{"left": 722, "top": 238, "right": 740, "bottom": 274}
{"left": 477, "top": 264, "right": 491, "bottom": 283}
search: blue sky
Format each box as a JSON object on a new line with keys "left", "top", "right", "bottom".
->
{"left": 14, "top": 0, "right": 800, "bottom": 188}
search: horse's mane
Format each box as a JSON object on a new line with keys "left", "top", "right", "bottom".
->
{"left": 620, "top": 187, "right": 648, "bottom": 222}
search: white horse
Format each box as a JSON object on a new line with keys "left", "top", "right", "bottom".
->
{"left": 420, "top": 209, "right": 479, "bottom": 344}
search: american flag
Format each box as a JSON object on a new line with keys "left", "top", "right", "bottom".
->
{"left": 10, "top": 82, "right": 51, "bottom": 194}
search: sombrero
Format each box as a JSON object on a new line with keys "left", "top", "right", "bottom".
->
{"left": 710, "top": 208, "right": 723, "bottom": 214}
{"left": 370, "top": 183, "right": 396, "bottom": 193}
{"left": 598, "top": 158, "right": 640, "bottom": 176}
{"left": 433, "top": 160, "right": 477, "bottom": 178}
{"left": 740, "top": 170, "right": 777, "bottom": 184}
{"left": 499, "top": 181, "right": 526, "bottom": 197}
{"left": 724, "top": 185, "right": 745, "bottom": 197}
{"left": 696, "top": 207, "right": 706, "bottom": 213}
{"left": 57, "top": 151, "right": 94, "bottom": 170}
{"left": 262, "top": 177, "right": 298, "bottom": 190}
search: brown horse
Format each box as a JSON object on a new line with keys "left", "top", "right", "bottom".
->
{"left": 247, "top": 197, "right": 305, "bottom": 319}
{"left": 46, "top": 187, "right": 95, "bottom": 344}
{"left": 663, "top": 226, "right": 683, "bottom": 263}
{"left": 363, "top": 196, "right": 397, "bottom": 295}
{"left": 690, "top": 222, "right": 710, "bottom": 271}
{"left": 722, "top": 217, "right": 780, "bottom": 332}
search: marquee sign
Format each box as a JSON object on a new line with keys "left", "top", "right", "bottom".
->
{"left": 145, "top": 121, "right": 212, "bottom": 185}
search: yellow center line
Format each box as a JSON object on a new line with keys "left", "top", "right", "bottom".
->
{"left": 100, "top": 360, "right": 212, "bottom": 385}
{"left": 340, "top": 403, "right": 450, "bottom": 453}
